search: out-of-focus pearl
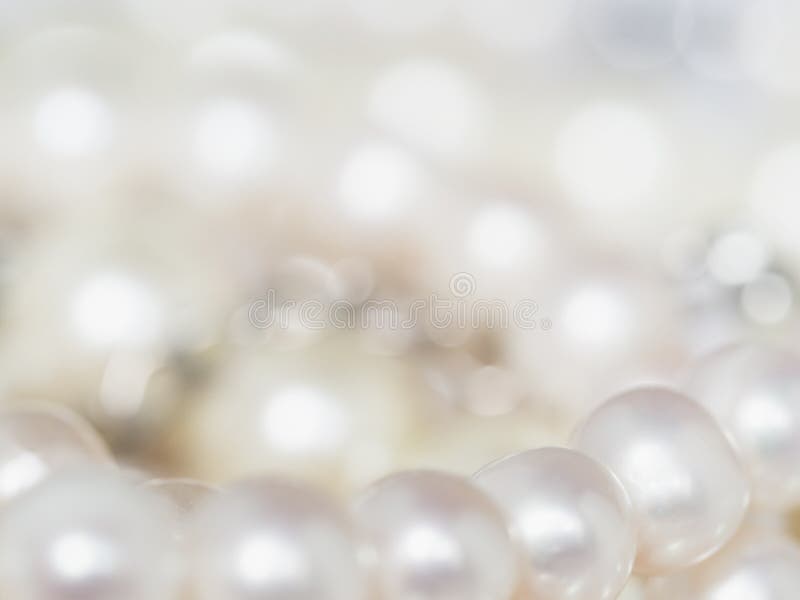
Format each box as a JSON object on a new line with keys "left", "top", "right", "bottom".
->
{"left": 473, "top": 447, "right": 637, "bottom": 600}
{"left": 572, "top": 387, "right": 750, "bottom": 574}
{"left": 686, "top": 344, "right": 800, "bottom": 509}
{"left": 0, "top": 468, "right": 179, "bottom": 600}
{"left": 0, "top": 404, "right": 113, "bottom": 505}
{"left": 647, "top": 527, "right": 800, "bottom": 600}
{"left": 187, "top": 478, "right": 365, "bottom": 600}
{"left": 354, "top": 470, "right": 518, "bottom": 600}
{"left": 172, "top": 337, "right": 426, "bottom": 492}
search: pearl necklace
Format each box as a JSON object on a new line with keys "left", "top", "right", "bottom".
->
{"left": 0, "top": 350, "right": 799, "bottom": 600}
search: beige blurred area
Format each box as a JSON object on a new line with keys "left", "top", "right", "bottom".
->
{"left": 0, "top": 0, "right": 799, "bottom": 493}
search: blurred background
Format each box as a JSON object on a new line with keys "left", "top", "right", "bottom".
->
{"left": 0, "top": 0, "right": 799, "bottom": 494}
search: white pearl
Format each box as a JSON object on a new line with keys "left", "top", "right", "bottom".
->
{"left": 647, "top": 527, "right": 800, "bottom": 600}
{"left": 187, "top": 478, "right": 365, "bottom": 600}
{"left": 572, "top": 387, "right": 750, "bottom": 574}
{"left": 0, "top": 404, "right": 113, "bottom": 505}
{"left": 686, "top": 344, "right": 800, "bottom": 509}
{"left": 354, "top": 470, "right": 518, "bottom": 600}
{"left": 0, "top": 468, "right": 180, "bottom": 600}
{"left": 474, "top": 447, "right": 637, "bottom": 600}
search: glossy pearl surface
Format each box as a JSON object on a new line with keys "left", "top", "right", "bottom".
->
{"left": 0, "top": 468, "right": 179, "bottom": 600}
{"left": 572, "top": 387, "right": 750, "bottom": 574}
{"left": 354, "top": 470, "right": 518, "bottom": 600}
{"left": 647, "top": 528, "right": 800, "bottom": 600}
{"left": 687, "top": 344, "right": 800, "bottom": 509}
{"left": 0, "top": 405, "right": 113, "bottom": 505}
{"left": 187, "top": 478, "right": 365, "bottom": 600}
{"left": 474, "top": 447, "right": 636, "bottom": 600}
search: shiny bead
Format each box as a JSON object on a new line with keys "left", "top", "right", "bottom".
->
{"left": 0, "top": 468, "right": 180, "bottom": 600}
{"left": 687, "top": 343, "right": 800, "bottom": 509}
{"left": 187, "top": 477, "right": 365, "bottom": 600}
{"left": 354, "top": 470, "right": 518, "bottom": 600}
{"left": 572, "top": 386, "right": 750, "bottom": 574}
{"left": 474, "top": 447, "right": 637, "bottom": 600}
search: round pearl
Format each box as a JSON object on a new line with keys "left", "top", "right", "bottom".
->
{"left": 0, "top": 468, "right": 180, "bottom": 600}
{"left": 0, "top": 404, "right": 113, "bottom": 505}
{"left": 473, "top": 447, "right": 637, "bottom": 600}
{"left": 572, "top": 386, "right": 750, "bottom": 574}
{"left": 647, "top": 527, "right": 800, "bottom": 600}
{"left": 686, "top": 343, "right": 800, "bottom": 509}
{"left": 354, "top": 470, "right": 518, "bottom": 600}
{"left": 187, "top": 478, "right": 365, "bottom": 600}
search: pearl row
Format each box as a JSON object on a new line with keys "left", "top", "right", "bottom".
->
{"left": 0, "top": 367, "right": 799, "bottom": 599}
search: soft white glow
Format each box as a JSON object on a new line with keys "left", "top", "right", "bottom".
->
{"left": 736, "top": 391, "right": 795, "bottom": 448}
{"left": 741, "top": 273, "right": 792, "bottom": 325}
{"left": 707, "top": 231, "right": 769, "bottom": 286}
{"left": 0, "top": 452, "right": 47, "bottom": 499}
{"left": 398, "top": 525, "right": 463, "bottom": 567}
{"left": 560, "top": 283, "right": 632, "bottom": 349}
{"left": 626, "top": 441, "right": 695, "bottom": 507}
{"left": 517, "top": 505, "right": 588, "bottom": 552}
{"left": 262, "top": 385, "right": 350, "bottom": 455}
{"left": 555, "top": 103, "right": 667, "bottom": 210}
{"left": 235, "top": 534, "right": 309, "bottom": 588}
{"left": 368, "top": 59, "right": 485, "bottom": 160}
{"left": 70, "top": 271, "right": 163, "bottom": 349}
{"left": 465, "top": 202, "right": 540, "bottom": 270}
{"left": 708, "top": 571, "right": 770, "bottom": 600}
{"left": 33, "top": 87, "right": 113, "bottom": 158}
{"left": 749, "top": 143, "right": 800, "bottom": 247}
{"left": 461, "top": 0, "right": 573, "bottom": 52}
{"left": 338, "top": 142, "right": 423, "bottom": 223}
{"left": 50, "top": 532, "right": 116, "bottom": 583}
{"left": 192, "top": 98, "right": 276, "bottom": 180}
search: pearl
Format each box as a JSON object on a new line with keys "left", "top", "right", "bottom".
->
{"left": 33, "top": 86, "right": 114, "bottom": 159}
{"left": 686, "top": 344, "right": 800, "bottom": 509}
{"left": 187, "top": 478, "right": 365, "bottom": 600}
{"left": 572, "top": 386, "right": 750, "bottom": 574}
{"left": 473, "top": 447, "right": 637, "bottom": 600}
{"left": 0, "top": 405, "right": 113, "bottom": 505}
{"left": 555, "top": 102, "right": 667, "bottom": 214}
{"left": 173, "top": 338, "right": 424, "bottom": 491}
{"left": 354, "top": 470, "right": 518, "bottom": 600}
{"left": 0, "top": 468, "right": 180, "bottom": 600}
{"left": 367, "top": 58, "right": 486, "bottom": 161}
{"left": 647, "top": 527, "right": 800, "bottom": 600}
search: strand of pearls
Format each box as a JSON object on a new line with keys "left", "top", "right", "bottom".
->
{"left": 0, "top": 350, "right": 799, "bottom": 600}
